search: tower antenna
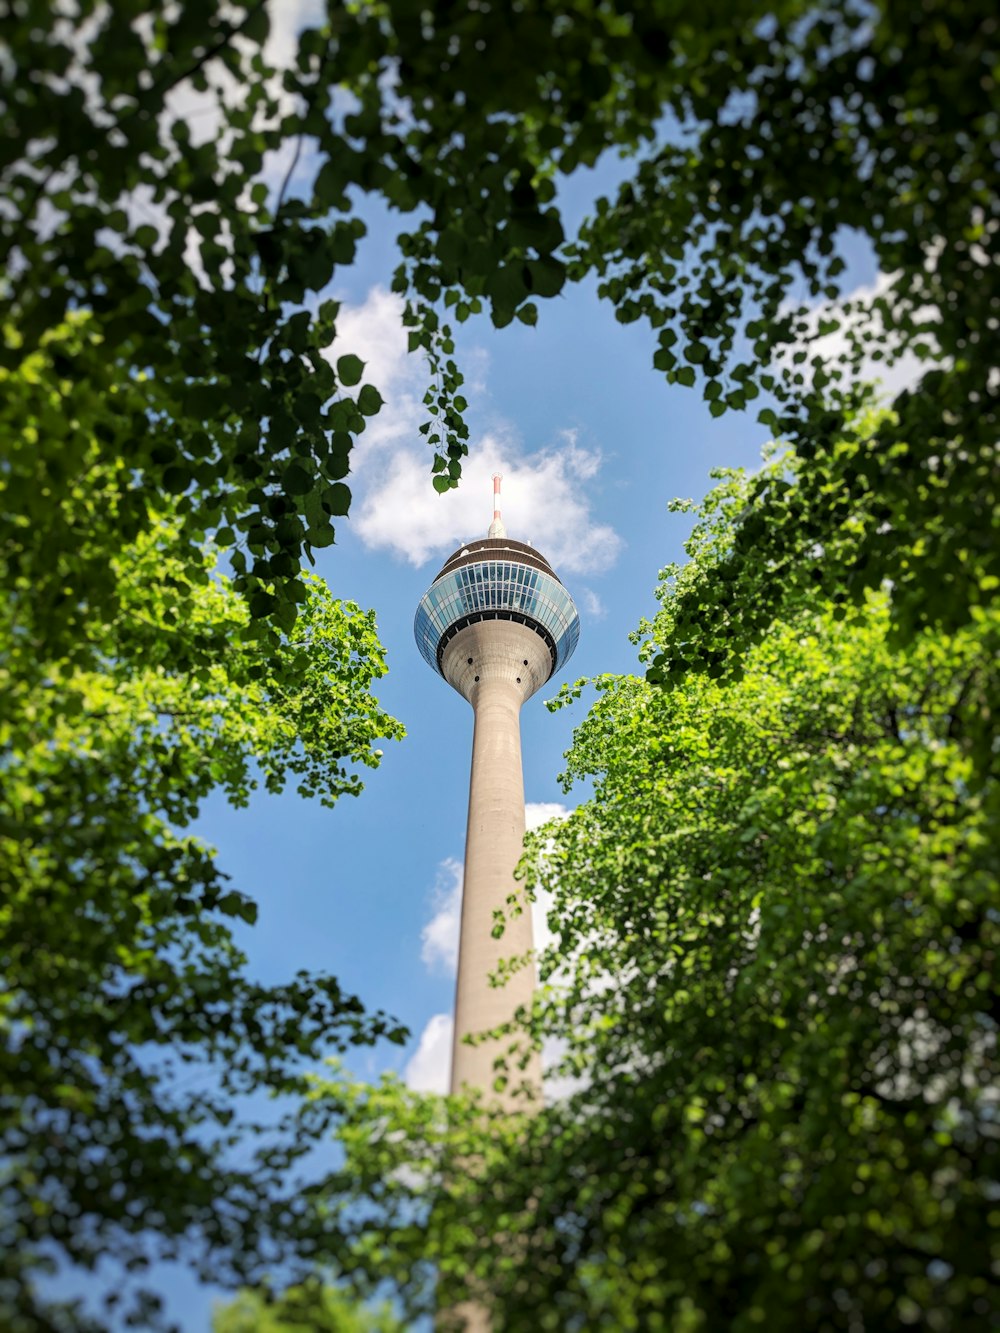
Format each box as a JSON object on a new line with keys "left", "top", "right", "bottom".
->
{"left": 488, "top": 473, "right": 506, "bottom": 539}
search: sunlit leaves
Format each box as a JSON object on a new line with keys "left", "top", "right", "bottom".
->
{"left": 0, "top": 494, "right": 405, "bottom": 1324}
{"left": 323, "top": 482, "right": 352, "bottom": 517}
{"left": 213, "top": 1281, "right": 403, "bottom": 1333}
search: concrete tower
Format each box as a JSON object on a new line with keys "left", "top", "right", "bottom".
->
{"left": 414, "top": 476, "right": 580, "bottom": 1107}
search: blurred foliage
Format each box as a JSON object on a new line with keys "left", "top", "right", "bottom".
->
{"left": 309, "top": 459, "right": 998, "bottom": 1330}
{"left": 212, "top": 1278, "right": 402, "bottom": 1332}
{"left": 2, "top": 0, "right": 995, "bottom": 647}
{"left": 0, "top": 329, "right": 405, "bottom": 1328}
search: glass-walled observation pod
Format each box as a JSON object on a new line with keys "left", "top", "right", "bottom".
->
{"left": 415, "top": 551, "right": 580, "bottom": 680}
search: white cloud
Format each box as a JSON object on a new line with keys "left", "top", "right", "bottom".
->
{"left": 524, "top": 802, "right": 569, "bottom": 964}
{"left": 525, "top": 801, "right": 571, "bottom": 831}
{"left": 356, "top": 430, "right": 623, "bottom": 577}
{"left": 335, "top": 284, "right": 421, "bottom": 400}
{"left": 420, "top": 858, "right": 463, "bottom": 976}
{"left": 579, "top": 587, "right": 607, "bottom": 620}
{"left": 333, "top": 286, "right": 624, "bottom": 575}
{"left": 264, "top": 0, "right": 327, "bottom": 68}
{"left": 403, "top": 1013, "right": 453, "bottom": 1094}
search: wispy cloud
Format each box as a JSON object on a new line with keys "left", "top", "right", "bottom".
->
{"left": 524, "top": 802, "right": 569, "bottom": 958}
{"left": 419, "top": 858, "right": 463, "bottom": 976}
{"left": 579, "top": 587, "right": 606, "bottom": 620}
{"left": 403, "top": 1012, "right": 452, "bottom": 1094}
{"left": 525, "top": 802, "right": 571, "bottom": 830}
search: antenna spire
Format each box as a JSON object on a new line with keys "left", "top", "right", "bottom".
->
{"left": 488, "top": 473, "right": 506, "bottom": 538}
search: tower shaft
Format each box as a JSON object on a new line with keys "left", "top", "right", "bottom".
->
{"left": 453, "top": 678, "right": 539, "bottom": 1103}
{"left": 442, "top": 620, "right": 550, "bottom": 1107}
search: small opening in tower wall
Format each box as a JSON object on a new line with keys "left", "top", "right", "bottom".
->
{"left": 523, "top": 659, "right": 528, "bottom": 665}
{"left": 516, "top": 677, "right": 521, "bottom": 684}
{"left": 467, "top": 657, "right": 473, "bottom": 664}
{"left": 474, "top": 675, "right": 480, "bottom": 682}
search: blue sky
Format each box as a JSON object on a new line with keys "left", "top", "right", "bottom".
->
{"left": 49, "top": 2, "right": 898, "bottom": 1324}
{"left": 154, "top": 212, "right": 773, "bottom": 1330}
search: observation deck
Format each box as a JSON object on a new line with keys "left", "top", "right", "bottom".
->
{"left": 414, "top": 534, "right": 580, "bottom": 681}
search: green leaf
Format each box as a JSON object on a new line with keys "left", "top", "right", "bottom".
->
{"left": 218, "top": 892, "right": 259, "bottom": 925}
{"left": 486, "top": 264, "right": 529, "bottom": 310}
{"left": 283, "top": 462, "right": 313, "bottom": 496}
{"left": 526, "top": 258, "right": 566, "bottom": 299}
{"left": 323, "top": 483, "right": 351, "bottom": 516}
{"left": 357, "top": 384, "right": 382, "bottom": 415}
{"left": 249, "top": 590, "right": 277, "bottom": 617}
{"left": 163, "top": 465, "right": 190, "bottom": 494}
{"left": 305, "top": 524, "right": 336, "bottom": 547}
{"left": 314, "top": 158, "right": 348, "bottom": 210}
{"left": 337, "top": 354, "right": 364, "bottom": 387}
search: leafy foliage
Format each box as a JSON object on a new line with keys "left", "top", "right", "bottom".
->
{"left": 3, "top": 2, "right": 996, "bottom": 1324}
{"left": 2, "top": 1, "right": 377, "bottom": 650}
{"left": 0, "top": 336, "right": 405, "bottom": 1327}
{"left": 3, "top": 1, "right": 994, "bottom": 650}
{"left": 310, "top": 465, "right": 998, "bottom": 1330}
{"left": 212, "top": 1279, "right": 403, "bottom": 1333}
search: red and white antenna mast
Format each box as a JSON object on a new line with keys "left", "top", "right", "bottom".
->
{"left": 488, "top": 472, "right": 506, "bottom": 538}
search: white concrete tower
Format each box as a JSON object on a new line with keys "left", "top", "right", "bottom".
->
{"left": 414, "top": 477, "right": 580, "bottom": 1108}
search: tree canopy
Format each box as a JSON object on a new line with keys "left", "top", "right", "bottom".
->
{"left": 313, "top": 455, "right": 998, "bottom": 1330}
{"left": 1, "top": 321, "right": 405, "bottom": 1329}
{"left": 3, "top": 0, "right": 995, "bottom": 652}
